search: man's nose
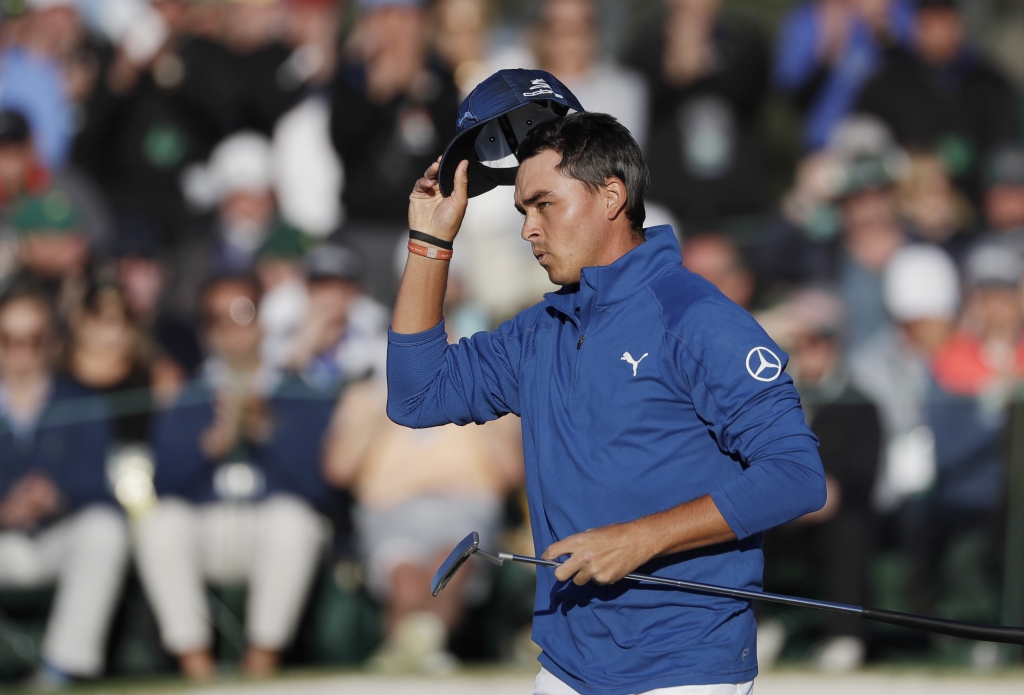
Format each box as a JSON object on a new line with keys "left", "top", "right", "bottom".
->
{"left": 521, "top": 216, "right": 542, "bottom": 241}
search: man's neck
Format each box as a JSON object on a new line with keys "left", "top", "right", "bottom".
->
{"left": 591, "top": 227, "right": 644, "bottom": 268}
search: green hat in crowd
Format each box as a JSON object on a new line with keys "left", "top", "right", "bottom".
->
{"left": 13, "top": 189, "right": 83, "bottom": 236}
{"left": 257, "top": 220, "right": 310, "bottom": 260}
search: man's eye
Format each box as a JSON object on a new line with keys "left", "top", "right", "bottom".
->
{"left": 539, "top": 202, "right": 551, "bottom": 209}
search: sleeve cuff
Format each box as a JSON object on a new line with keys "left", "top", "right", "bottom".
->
{"left": 709, "top": 487, "right": 751, "bottom": 541}
{"left": 388, "top": 320, "right": 447, "bottom": 346}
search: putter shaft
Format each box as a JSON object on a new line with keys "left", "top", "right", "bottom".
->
{"left": 496, "top": 553, "right": 1024, "bottom": 645}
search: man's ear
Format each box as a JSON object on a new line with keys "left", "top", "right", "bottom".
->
{"left": 603, "top": 177, "right": 628, "bottom": 222}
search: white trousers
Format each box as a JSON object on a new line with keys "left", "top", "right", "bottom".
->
{"left": 134, "top": 495, "right": 327, "bottom": 654}
{"left": 535, "top": 668, "right": 754, "bottom": 695}
{"left": 0, "top": 505, "right": 129, "bottom": 677}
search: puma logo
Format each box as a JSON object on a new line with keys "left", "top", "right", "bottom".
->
{"left": 621, "top": 351, "right": 648, "bottom": 377}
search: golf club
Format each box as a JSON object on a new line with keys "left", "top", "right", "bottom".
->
{"left": 433, "top": 532, "right": 1024, "bottom": 646}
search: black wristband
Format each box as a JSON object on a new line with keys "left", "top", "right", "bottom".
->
{"left": 409, "top": 229, "right": 454, "bottom": 251}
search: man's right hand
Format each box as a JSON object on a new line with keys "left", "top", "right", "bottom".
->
{"left": 409, "top": 158, "right": 469, "bottom": 243}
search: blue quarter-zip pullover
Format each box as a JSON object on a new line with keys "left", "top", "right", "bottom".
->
{"left": 387, "top": 225, "right": 825, "bottom": 694}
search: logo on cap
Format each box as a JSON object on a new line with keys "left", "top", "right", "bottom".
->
{"left": 456, "top": 110, "right": 479, "bottom": 130}
{"left": 523, "top": 78, "right": 562, "bottom": 99}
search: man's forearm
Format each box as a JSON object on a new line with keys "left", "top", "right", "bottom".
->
{"left": 394, "top": 156, "right": 469, "bottom": 333}
{"left": 542, "top": 494, "right": 736, "bottom": 586}
{"left": 642, "top": 494, "right": 736, "bottom": 558}
{"left": 391, "top": 254, "right": 449, "bottom": 335}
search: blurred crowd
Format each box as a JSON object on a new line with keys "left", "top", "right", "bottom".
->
{"left": 1, "top": 0, "right": 1024, "bottom": 686}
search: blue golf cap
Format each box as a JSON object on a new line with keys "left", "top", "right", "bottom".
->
{"left": 439, "top": 69, "right": 584, "bottom": 198}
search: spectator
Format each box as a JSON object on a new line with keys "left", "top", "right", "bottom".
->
{"left": 73, "top": 0, "right": 237, "bottom": 236}
{"left": 774, "top": 0, "right": 915, "bottom": 150}
{"left": 532, "top": 0, "right": 649, "bottom": 148}
{"left": 0, "top": 110, "right": 48, "bottom": 208}
{"left": 834, "top": 156, "right": 908, "bottom": 346}
{"left": 681, "top": 233, "right": 755, "bottom": 310}
{"left": 856, "top": 0, "right": 1021, "bottom": 198}
{"left": 432, "top": 0, "right": 494, "bottom": 96}
{"left": 223, "top": 0, "right": 305, "bottom": 132}
{"left": 136, "top": 275, "right": 337, "bottom": 681}
{"left": 905, "top": 243, "right": 1019, "bottom": 651}
{"left": 762, "top": 118, "right": 914, "bottom": 282}
{"left": 286, "top": 244, "right": 389, "bottom": 385}
{"left": 0, "top": 285, "right": 127, "bottom": 688}
{"left": 978, "top": 145, "right": 1024, "bottom": 256}
{"left": 173, "top": 132, "right": 280, "bottom": 318}
{"left": 933, "top": 243, "right": 1019, "bottom": 403}
{"left": 10, "top": 188, "right": 92, "bottom": 322}
{"left": 757, "top": 151, "right": 848, "bottom": 289}
{"left": 0, "top": 110, "right": 112, "bottom": 252}
{"left": 66, "top": 283, "right": 153, "bottom": 445}
{"left": 0, "top": 0, "right": 73, "bottom": 168}
{"left": 111, "top": 216, "right": 203, "bottom": 404}
{"left": 896, "top": 150, "right": 974, "bottom": 262}
{"left": 273, "top": 0, "right": 345, "bottom": 238}
{"left": 762, "top": 151, "right": 907, "bottom": 346}
{"left": 284, "top": 0, "right": 342, "bottom": 89}
{"left": 329, "top": 0, "right": 459, "bottom": 305}
{"left": 323, "top": 379, "right": 522, "bottom": 673}
{"left": 850, "top": 244, "right": 959, "bottom": 509}
{"left": 760, "top": 289, "right": 881, "bottom": 672}
{"left": 625, "top": 0, "right": 770, "bottom": 228}
{"left": 254, "top": 222, "right": 310, "bottom": 372}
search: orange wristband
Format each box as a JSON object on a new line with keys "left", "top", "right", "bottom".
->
{"left": 407, "top": 241, "right": 453, "bottom": 260}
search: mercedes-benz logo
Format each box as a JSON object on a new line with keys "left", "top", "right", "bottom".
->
{"left": 746, "top": 347, "right": 782, "bottom": 382}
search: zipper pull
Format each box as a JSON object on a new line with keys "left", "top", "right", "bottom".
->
{"left": 577, "top": 335, "right": 585, "bottom": 350}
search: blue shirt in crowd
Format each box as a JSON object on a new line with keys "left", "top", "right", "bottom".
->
{"left": 152, "top": 373, "right": 343, "bottom": 516}
{"left": 0, "top": 377, "right": 114, "bottom": 520}
{"left": 387, "top": 225, "right": 826, "bottom": 695}
{"left": 0, "top": 48, "right": 72, "bottom": 168}
{"left": 774, "top": 0, "right": 915, "bottom": 150}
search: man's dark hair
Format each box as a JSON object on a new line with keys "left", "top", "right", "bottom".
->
{"left": 517, "top": 112, "right": 651, "bottom": 236}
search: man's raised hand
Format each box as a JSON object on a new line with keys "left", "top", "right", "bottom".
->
{"left": 409, "top": 158, "right": 469, "bottom": 243}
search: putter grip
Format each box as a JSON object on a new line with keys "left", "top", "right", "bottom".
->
{"left": 861, "top": 606, "right": 1024, "bottom": 645}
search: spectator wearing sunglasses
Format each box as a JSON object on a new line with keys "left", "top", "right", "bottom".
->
{"left": 0, "top": 284, "right": 127, "bottom": 689}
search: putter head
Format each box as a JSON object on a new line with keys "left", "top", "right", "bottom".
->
{"left": 432, "top": 532, "right": 480, "bottom": 597}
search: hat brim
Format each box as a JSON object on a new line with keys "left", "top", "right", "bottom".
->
{"left": 439, "top": 123, "right": 518, "bottom": 198}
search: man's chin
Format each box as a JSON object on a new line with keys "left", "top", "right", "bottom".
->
{"left": 544, "top": 268, "right": 580, "bottom": 287}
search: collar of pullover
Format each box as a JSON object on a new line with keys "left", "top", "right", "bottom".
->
{"left": 543, "top": 225, "right": 680, "bottom": 321}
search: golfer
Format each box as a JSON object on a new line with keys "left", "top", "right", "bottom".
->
{"left": 387, "top": 104, "right": 826, "bottom": 692}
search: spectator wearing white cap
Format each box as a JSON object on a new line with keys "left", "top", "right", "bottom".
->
{"left": 849, "top": 244, "right": 960, "bottom": 509}
{"left": 172, "top": 132, "right": 297, "bottom": 320}
{"left": 902, "top": 243, "right": 1021, "bottom": 645}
